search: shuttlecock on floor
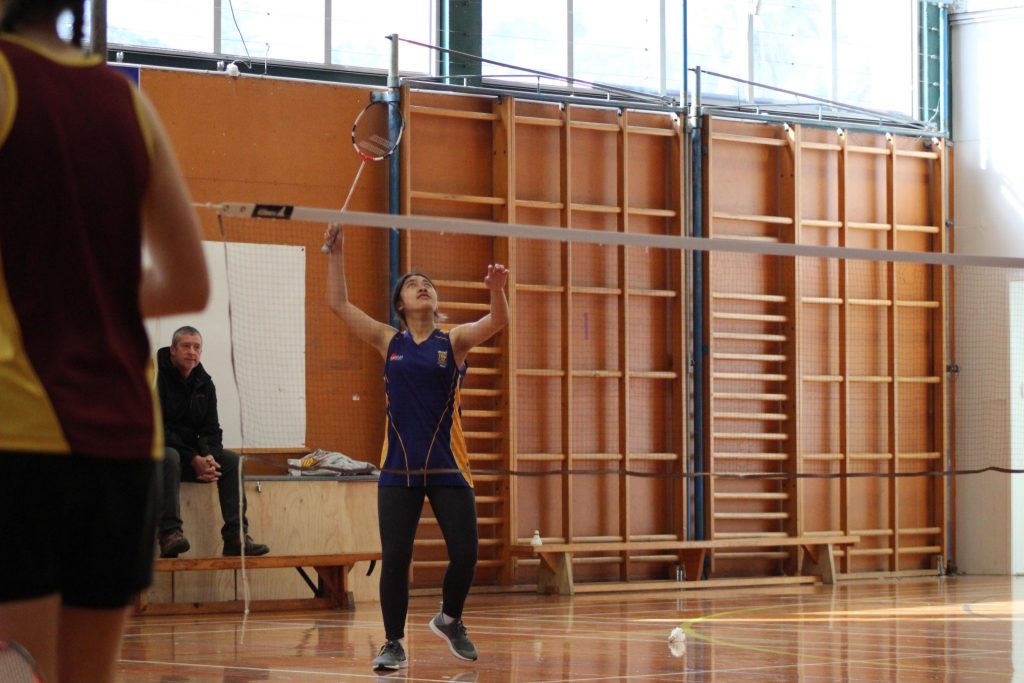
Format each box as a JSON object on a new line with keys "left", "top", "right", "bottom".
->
{"left": 668, "top": 627, "right": 687, "bottom": 658}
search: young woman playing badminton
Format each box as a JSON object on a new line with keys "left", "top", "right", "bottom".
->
{"left": 325, "top": 224, "right": 508, "bottom": 672}
{"left": 0, "top": 2, "right": 209, "bottom": 681}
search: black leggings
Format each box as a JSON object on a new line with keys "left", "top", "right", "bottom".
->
{"left": 378, "top": 485, "right": 478, "bottom": 640}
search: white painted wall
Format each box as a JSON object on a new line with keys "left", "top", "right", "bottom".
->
{"left": 951, "top": 4, "right": 1024, "bottom": 574}
{"left": 146, "top": 241, "right": 307, "bottom": 451}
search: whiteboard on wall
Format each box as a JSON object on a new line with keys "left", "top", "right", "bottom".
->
{"left": 146, "top": 241, "right": 306, "bottom": 449}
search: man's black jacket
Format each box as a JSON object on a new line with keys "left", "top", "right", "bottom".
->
{"left": 157, "top": 346, "right": 223, "bottom": 464}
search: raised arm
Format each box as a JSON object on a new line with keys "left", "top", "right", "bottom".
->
{"left": 450, "top": 264, "right": 509, "bottom": 365}
{"left": 137, "top": 90, "right": 209, "bottom": 318}
{"left": 325, "top": 224, "right": 396, "bottom": 358}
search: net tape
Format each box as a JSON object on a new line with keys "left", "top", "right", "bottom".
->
{"left": 213, "top": 203, "right": 1024, "bottom": 480}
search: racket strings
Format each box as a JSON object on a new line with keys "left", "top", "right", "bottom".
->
{"left": 0, "top": 642, "right": 43, "bottom": 683}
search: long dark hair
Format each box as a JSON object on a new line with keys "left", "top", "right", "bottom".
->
{"left": 1, "top": 1, "right": 85, "bottom": 48}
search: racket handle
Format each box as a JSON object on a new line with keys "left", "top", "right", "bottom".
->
{"left": 322, "top": 159, "right": 367, "bottom": 254}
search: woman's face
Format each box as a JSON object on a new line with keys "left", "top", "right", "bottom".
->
{"left": 398, "top": 274, "right": 438, "bottom": 317}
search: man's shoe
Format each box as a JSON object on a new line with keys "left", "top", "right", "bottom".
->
{"left": 159, "top": 530, "right": 190, "bottom": 558}
{"left": 429, "top": 612, "right": 478, "bottom": 661}
{"left": 372, "top": 640, "right": 407, "bottom": 671}
{"left": 222, "top": 535, "right": 270, "bottom": 557}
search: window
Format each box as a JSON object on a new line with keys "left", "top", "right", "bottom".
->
{"left": 688, "top": 0, "right": 916, "bottom": 117}
{"left": 573, "top": 0, "right": 661, "bottom": 91}
{"left": 482, "top": 0, "right": 567, "bottom": 86}
{"left": 221, "top": 0, "right": 324, "bottom": 64}
{"left": 483, "top": 0, "right": 917, "bottom": 117}
{"left": 330, "top": 0, "right": 434, "bottom": 73}
{"left": 109, "top": 0, "right": 213, "bottom": 53}
{"left": 104, "top": 0, "right": 435, "bottom": 73}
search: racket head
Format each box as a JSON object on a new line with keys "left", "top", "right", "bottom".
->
{"left": 351, "top": 100, "right": 404, "bottom": 162}
{"left": 0, "top": 640, "right": 44, "bottom": 683}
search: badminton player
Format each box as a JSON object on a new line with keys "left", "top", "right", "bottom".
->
{"left": 0, "top": 2, "right": 209, "bottom": 681}
{"left": 326, "top": 224, "right": 508, "bottom": 672}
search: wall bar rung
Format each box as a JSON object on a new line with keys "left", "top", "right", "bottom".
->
{"left": 847, "top": 221, "right": 891, "bottom": 231}
{"left": 712, "top": 211, "right": 794, "bottom": 225}
{"left": 895, "top": 223, "right": 940, "bottom": 233}
{"left": 712, "top": 393, "right": 788, "bottom": 402}
{"left": 713, "top": 372, "right": 788, "bottom": 381}
{"left": 801, "top": 142, "right": 842, "bottom": 152}
{"left": 847, "top": 145, "right": 890, "bottom": 156}
{"left": 712, "top": 312, "right": 788, "bottom": 322}
{"left": 712, "top": 292, "right": 788, "bottom": 303}
{"left": 410, "top": 104, "right": 499, "bottom": 121}
{"left": 713, "top": 332, "right": 788, "bottom": 342}
{"left": 516, "top": 199, "right": 564, "bottom": 210}
{"left": 514, "top": 115, "right": 563, "bottom": 127}
{"left": 713, "top": 353, "right": 787, "bottom": 362}
{"left": 411, "top": 190, "right": 506, "bottom": 205}
{"left": 570, "top": 202, "right": 621, "bottom": 214}
{"left": 711, "top": 132, "right": 787, "bottom": 147}
{"left": 713, "top": 512, "right": 790, "bottom": 520}
{"left": 712, "top": 412, "right": 788, "bottom": 421}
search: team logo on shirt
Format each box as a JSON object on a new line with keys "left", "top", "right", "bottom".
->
{"left": 437, "top": 351, "right": 448, "bottom": 367}
{"left": 389, "top": 352, "right": 404, "bottom": 361}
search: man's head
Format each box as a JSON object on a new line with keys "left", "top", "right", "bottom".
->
{"left": 169, "top": 326, "right": 202, "bottom": 379}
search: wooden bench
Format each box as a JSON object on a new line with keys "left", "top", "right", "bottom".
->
{"left": 136, "top": 552, "right": 381, "bottom": 615}
{"left": 510, "top": 535, "right": 860, "bottom": 595}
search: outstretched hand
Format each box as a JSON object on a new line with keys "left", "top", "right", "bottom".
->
{"left": 484, "top": 263, "right": 509, "bottom": 290}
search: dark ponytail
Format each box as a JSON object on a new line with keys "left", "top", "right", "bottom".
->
{"left": 1, "top": 1, "right": 86, "bottom": 48}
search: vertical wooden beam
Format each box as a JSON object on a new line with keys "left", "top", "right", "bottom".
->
{"left": 781, "top": 123, "right": 803, "bottom": 575}
{"left": 617, "top": 109, "right": 631, "bottom": 579}
{"left": 886, "top": 134, "right": 899, "bottom": 572}
{"left": 492, "top": 96, "right": 516, "bottom": 585}
{"left": 561, "top": 104, "right": 575, "bottom": 543}
{"left": 671, "top": 114, "right": 687, "bottom": 543}
{"left": 933, "top": 138, "right": 949, "bottom": 569}
{"left": 946, "top": 143, "right": 957, "bottom": 566}
{"left": 838, "top": 129, "right": 851, "bottom": 575}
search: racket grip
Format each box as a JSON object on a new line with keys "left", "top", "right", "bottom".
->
{"left": 321, "top": 223, "right": 341, "bottom": 254}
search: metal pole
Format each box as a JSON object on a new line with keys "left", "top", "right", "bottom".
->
{"left": 90, "top": 0, "right": 107, "bottom": 57}
{"left": 691, "top": 114, "right": 704, "bottom": 550}
{"left": 388, "top": 34, "right": 402, "bottom": 327}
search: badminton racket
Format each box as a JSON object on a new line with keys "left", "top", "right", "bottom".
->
{"left": 0, "top": 641, "right": 44, "bottom": 683}
{"left": 321, "top": 99, "right": 405, "bottom": 253}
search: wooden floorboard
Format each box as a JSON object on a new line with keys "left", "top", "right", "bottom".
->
{"left": 117, "top": 575, "right": 1022, "bottom": 681}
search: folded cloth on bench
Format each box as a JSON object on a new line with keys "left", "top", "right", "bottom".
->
{"left": 287, "top": 449, "right": 378, "bottom": 477}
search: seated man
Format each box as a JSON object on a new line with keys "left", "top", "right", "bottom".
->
{"left": 157, "top": 325, "right": 269, "bottom": 558}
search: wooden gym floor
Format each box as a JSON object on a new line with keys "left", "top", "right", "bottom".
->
{"left": 116, "top": 575, "right": 1023, "bottom": 681}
